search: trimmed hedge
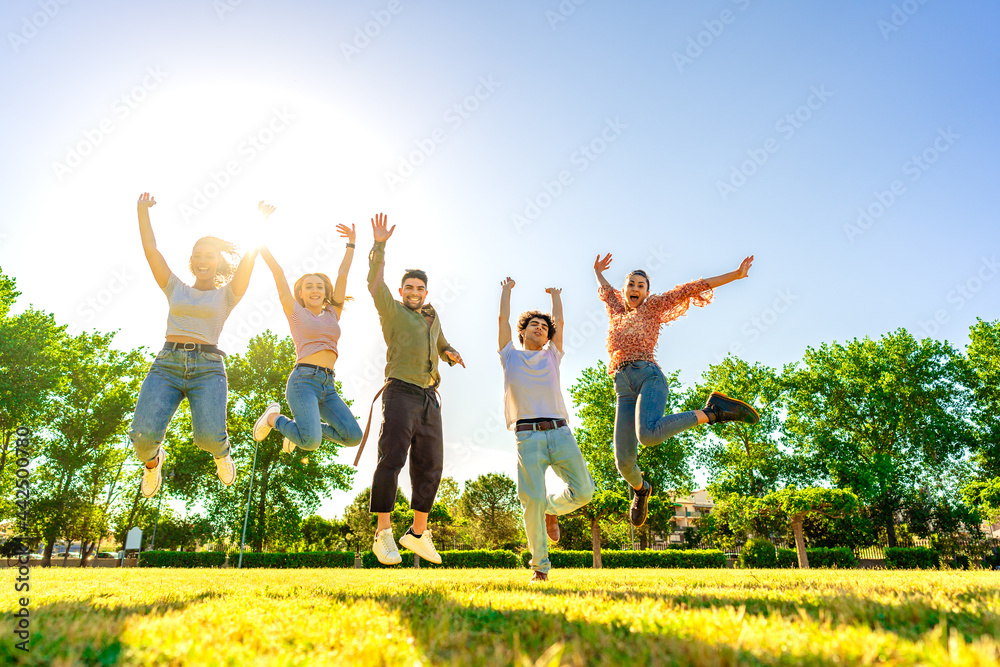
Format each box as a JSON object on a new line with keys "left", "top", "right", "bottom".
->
{"left": 519, "top": 549, "right": 727, "bottom": 569}
{"left": 885, "top": 547, "right": 939, "bottom": 569}
{"left": 239, "top": 551, "right": 356, "bottom": 569}
{"left": 139, "top": 551, "right": 226, "bottom": 568}
{"left": 776, "top": 547, "right": 857, "bottom": 569}
{"left": 739, "top": 538, "right": 777, "bottom": 568}
{"left": 362, "top": 549, "right": 520, "bottom": 569}
{"left": 776, "top": 548, "right": 798, "bottom": 568}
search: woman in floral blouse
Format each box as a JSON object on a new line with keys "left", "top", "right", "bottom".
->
{"left": 594, "top": 252, "right": 760, "bottom": 528}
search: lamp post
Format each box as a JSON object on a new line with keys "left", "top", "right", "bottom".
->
{"left": 149, "top": 470, "right": 175, "bottom": 551}
{"left": 237, "top": 437, "right": 261, "bottom": 569}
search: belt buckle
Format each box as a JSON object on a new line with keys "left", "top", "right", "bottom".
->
{"left": 182, "top": 342, "right": 196, "bottom": 351}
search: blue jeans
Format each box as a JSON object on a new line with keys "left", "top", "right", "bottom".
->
{"left": 129, "top": 348, "right": 230, "bottom": 462}
{"left": 274, "top": 365, "right": 362, "bottom": 451}
{"left": 516, "top": 425, "right": 594, "bottom": 573}
{"left": 613, "top": 361, "right": 699, "bottom": 488}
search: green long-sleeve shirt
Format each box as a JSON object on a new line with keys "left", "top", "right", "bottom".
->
{"left": 367, "top": 241, "right": 459, "bottom": 388}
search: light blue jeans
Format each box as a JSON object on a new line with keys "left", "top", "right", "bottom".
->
{"left": 274, "top": 365, "right": 362, "bottom": 451}
{"left": 613, "top": 361, "right": 699, "bottom": 488}
{"left": 516, "top": 425, "right": 595, "bottom": 573}
{"left": 129, "top": 348, "right": 230, "bottom": 462}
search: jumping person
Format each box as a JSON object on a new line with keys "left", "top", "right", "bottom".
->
{"left": 130, "top": 193, "right": 264, "bottom": 498}
{"left": 499, "top": 278, "right": 594, "bottom": 582}
{"left": 593, "top": 252, "right": 760, "bottom": 527}
{"left": 366, "top": 213, "right": 464, "bottom": 566}
{"left": 251, "top": 218, "right": 363, "bottom": 454}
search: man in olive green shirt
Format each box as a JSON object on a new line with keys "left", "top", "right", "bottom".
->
{"left": 367, "top": 213, "right": 464, "bottom": 566}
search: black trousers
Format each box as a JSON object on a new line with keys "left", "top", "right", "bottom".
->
{"left": 369, "top": 379, "right": 444, "bottom": 513}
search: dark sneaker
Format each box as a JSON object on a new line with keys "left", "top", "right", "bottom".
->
{"left": 545, "top": 514, "right": 560, "bottom": 543}
{"left": 629, "top": 480, "right": 651, "bottom": 527}
{"left": 530, "top": 570, "right": 549, "bottom": 583}
{"left": 703, "top": 391, "right": 760, "bottom": 425}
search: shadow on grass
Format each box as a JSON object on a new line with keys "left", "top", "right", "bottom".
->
{"left": 2, "top": 592, "right": 222, "bottom": 667}
{"left": 524, "top": 583, "right": 1000, "bottom": 644}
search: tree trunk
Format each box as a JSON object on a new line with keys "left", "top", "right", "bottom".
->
{"left": 41, "top": 539, "right": 54, "bottom": 568}
{"left": 639, "top": 526, "right": 648, "bottom": 550}
{"left": 79, "top": 541, "right": 92, "bottom": 567}
{"left": 591, "top": 518, "right": 602, "bottom": 569}
{"left": 791, "top": 515, "right": 810, "bottom": 569}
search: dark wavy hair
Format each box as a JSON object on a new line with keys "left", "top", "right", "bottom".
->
{"left": 190, "top": 236, "right": 240, "bottom": 287}
{"left": 401, "top": 269, "right": 428, "bottom": 288}
{"left": 626, "top": 269, "right": 650, "bottom": 289}
{"left": 517, "top": 310, "right": 556, "bottom": 345}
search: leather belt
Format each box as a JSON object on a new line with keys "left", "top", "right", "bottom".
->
{"left": 163, "top": 342, "right": 226, "bottom": 357}
{"left": 515, "top": 419, "right": 567, "bottom": 433}
{"left": 296, "top": 363, "right": 334, "bottom": 373}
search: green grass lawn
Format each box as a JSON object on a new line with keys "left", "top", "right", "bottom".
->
{"left": 6, "top": 567, "right": 1000, "bottom": 666}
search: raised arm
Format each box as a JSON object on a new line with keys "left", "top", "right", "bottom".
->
{"left": 137, "top": 192, "right": 171, "bottom": 288}
{"left": 704, "top": 255, "right": 754, "bottom": 289}
{"left": 546, "top": 287, "right": 564, "bottom": 352}
{"left": 330, "top": 223, "right": 356, "bottom": 318}
{"left": 498, "top": 277, "right": 514, "bottom": 351}
{"left": 367, "top": 212, "right": 397, "bottom": 317}
{"left": 594, "top": 253, "right": 613, "bottom": 289}
{"left": 259, "top": 246, "right": 295, "bottom": 317}
{"left": 227, "top": 201, "right": 271, "bottom": 299}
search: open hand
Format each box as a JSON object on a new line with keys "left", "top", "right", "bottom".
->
{"left": 138, "top": 192, "right": 156, "bottom": 208}
{"left": 594, "top": 253, "right": 612, "bottom": 273}
{"left": 501, "top": 277, "right": 515, "bottom": 291}
{"left": 736, "top": 255, "right": 754, "bottom": 279}
{"left": 337, "top": 223, "right": 356, "bottom": 244}
{"left": 445, "top": 349, "right": 465, "bottom": 368}
{"left": 371, "top": 213, "right": 395, "bottom": 242}
{"left": 544, "top": 287, "right": 561, "bottom": 296}
{"left": 258, "top": 201, "right": 276, "bottom": 219}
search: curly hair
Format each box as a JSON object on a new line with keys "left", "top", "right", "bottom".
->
{"left": 293, "top": 273, "right": 336, "bottom": 309}
{"left": 189, "top": 236, "right": 240, "bottom": 287}
{"left": 517, "top": 310, "right": 556, "bottom": 345}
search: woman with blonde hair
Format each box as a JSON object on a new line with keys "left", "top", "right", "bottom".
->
{"left": 252, "top": 219, "right": 362, "bottom": 454}
{"left": 130, "top": 193, "right": 267, "bottom": 498}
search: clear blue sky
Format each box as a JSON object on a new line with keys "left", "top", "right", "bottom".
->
{"left": 2, "top": 0, "right": 997, "bottom": 518}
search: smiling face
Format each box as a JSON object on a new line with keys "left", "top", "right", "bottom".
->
{"left": 297, "top": 274, "right": 329, "bottom": 310}
{"left": 190, "top": 242, "right": 221, "bottom": 285}
{"left": 522, "top": 317, "right": 550, "bottom": 350}
{"left": 624, "top": 273, "right": 649, "bottom": 310}
{"left": 399, "top": 277, "right": 427, "bottom": 311}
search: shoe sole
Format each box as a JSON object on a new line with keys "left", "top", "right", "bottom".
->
{"left": 141, "top": 449, "right": 165, "bottom": 498}
{"left": 399, "top": 534, "right": 442, "bottom": 564}
{"left": 375, "top": 552, "right": 401, "bottom": 565}
{"left": 709, "top": 391, "right": 760, "bottom": 424}
{"left": 216, "top": 459, "right": 236, "bottom": 486}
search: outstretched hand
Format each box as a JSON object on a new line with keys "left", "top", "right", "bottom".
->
{"left": 258, "top": 201, "right": 276, "bottom": 219}
{"left": 445, "top": 350, "right": 466, "bottom": 368}
{"left": 138, "top": 192, "right": 156, "bottom": 208}
{"left": 501, "top": 277, "right": 515, "bottom": 291}
{"left": 594, "top": 253, "right": 612, "bottom": 273}
{"left": 735, "top": 255, "right": 754, "bottom": 279}
{"left": 544, "top": 287, "right": 562, "bottom": 296}
{"left": 337, "top": 223, "right": 357, "bottom": 244}
{"left": 371, "top": 213, "right": 395, "bottom": 242}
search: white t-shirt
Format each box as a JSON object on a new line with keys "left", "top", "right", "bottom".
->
{"left": 499, "top": 341, "right": 570, "bottom": 430}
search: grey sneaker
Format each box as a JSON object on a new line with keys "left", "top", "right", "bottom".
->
{"left": 140, "top": 447, "right": 166, "bottom": 498}
{"left": 373, "top": 528, "right": 401, "bottom": 565}
{"left": 214, "top": 454, "right": 236, "bottom": 486}
{"left": 629, "top": 480, "right": 651, "bottom": 527}
{"left": 399, "top": 528, "right": 442, "bottom": 564}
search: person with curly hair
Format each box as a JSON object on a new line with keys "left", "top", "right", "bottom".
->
{"left": 498, "top": 277, "right": 594, "bottom": 583}
{"left": 593, "top": 252, "right": 760, "bottom": 528}
{"left": 129, "top": 192, "right": 265, "bottom": 498}
{"left": 251, "top": 215, "right": 363, "bottom": 455}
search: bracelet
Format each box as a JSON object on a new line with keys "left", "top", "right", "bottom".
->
{"left": 345, "top": 243, "right": 355, "bottom": 249}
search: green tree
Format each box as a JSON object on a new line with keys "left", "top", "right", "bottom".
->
{"left": 459, "top": 472, "right": 521, "bottom": 548}
{"left": 961, "top": 319, "right": 1000, "bottom": 522}
{"left": 784, "top": 329, "right": 974, "bottom": 547}
{"left": 167, "top": 331, "right": 355, "bottom": 552}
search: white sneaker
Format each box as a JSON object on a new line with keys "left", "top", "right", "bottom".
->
{"left": 399, "top": 528, "right": 442, "bottom": 565}
{"left": 373, "top": 528, "right": 401, "bottom": 565}
{"left": 140, "top": 447, "right": 165, "bottom": 498}
{"left": 253, "top": 402, "right": 281, "bottom": 441}
{"left": 214, "top": 454, "right": 236, "bottom": 486}
{"left": 282, "top": 437, "right": 295, "bottom": 454}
